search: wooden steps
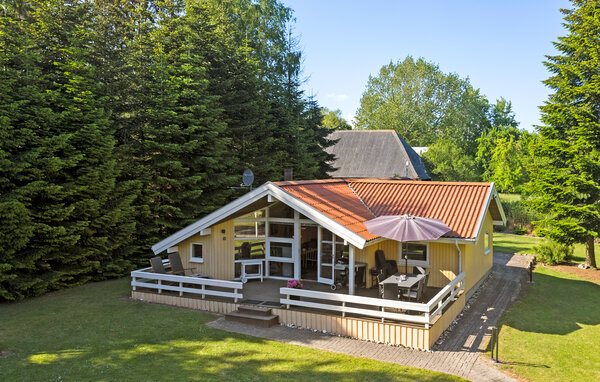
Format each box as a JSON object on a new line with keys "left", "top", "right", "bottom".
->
{"left": 225, "top": 305, "right": 279, "bottom": 327}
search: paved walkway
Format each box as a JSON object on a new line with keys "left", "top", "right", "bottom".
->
{"left": 208, "top": 252, "right": 532, "bottom": 381}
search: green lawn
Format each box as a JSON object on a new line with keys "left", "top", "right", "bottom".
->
{"left": 494, "top": 232, "right": 600, "bottom": 264}
{"left": 497, "top": 266, "right": 600, "bottom": 381}
{"left": 498, "top": 193, "right": 521, "bottom": 203}
{"left": 0, "top": 278, "right": 463, "bottom": 382}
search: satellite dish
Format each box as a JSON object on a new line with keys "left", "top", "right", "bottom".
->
{"left": 242, "top": 169, "right": 254, "bottom": 187}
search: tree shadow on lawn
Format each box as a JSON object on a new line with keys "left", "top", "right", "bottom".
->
{"left": 5, "top": 330, "right": 458, "bottom": 382}
{"left": 500, "top": 270, "right": 600, "bottom": 335}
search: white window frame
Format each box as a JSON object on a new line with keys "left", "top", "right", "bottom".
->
{"left": 190, "top": 242, "right": 204, "bottom": 263}
{"left": 484, "top": 231, "right": 491, "bottom": 255}
{"left": 398, "top": 241, "right": 430, "bottom": 268}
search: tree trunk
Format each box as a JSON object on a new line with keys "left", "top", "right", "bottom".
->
{"left": 585, "top": 236, "right": 597, "bottom": 269}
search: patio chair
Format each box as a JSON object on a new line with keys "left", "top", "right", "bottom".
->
{"left": 421, "top": 273, "right": 430, "bottom": 300}
{"left": 375, "top": 250, "right": 397, "bottom": 277}
{"left": 383, "top": 283, "right": 400, "bottom": 300}
{"left": 168, "top": 253, "right": 197, "bottom": 276}
{"left": 401, "top": 276, "right": 425, "bottom": 302}
{"left": 150, "top": 256, "right": 167, "bottom": 274}
{"left": 376, "top": 272, "right": 386, "bottom": 298}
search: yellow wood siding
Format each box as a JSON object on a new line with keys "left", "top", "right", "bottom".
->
{"left": 358, "top": 240, "right": 460, "bottom": 288}
{"left": 428, "top": 242, "right": 460, "bottom": 288}
{"left": 463, "top": 211, "right": 494, "bottom": 293}
{"left": 165, "top": 210, "right": 493, "bottom": 291}
{"left": 178, "top": 220, "right": 234, "bottom": 280}
{"left": 355, "top": 240, "right": 399, "bottom": 288}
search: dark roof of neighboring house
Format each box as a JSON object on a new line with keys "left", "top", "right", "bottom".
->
{"left": 325, "top": 130, "right": 431, "bottom": 180}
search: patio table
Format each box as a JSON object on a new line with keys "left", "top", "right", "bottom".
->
{"left": 380, "top": 273, "right": 424, "bottom": 299}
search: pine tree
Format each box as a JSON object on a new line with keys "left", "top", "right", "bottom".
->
{"left": 527, "top": 0, "right": 600, "bottom": 268}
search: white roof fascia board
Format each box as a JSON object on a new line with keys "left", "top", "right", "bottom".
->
{"left": 267, "top": 185, "right": 367, "bottom": 249}
{"left": 472, "top": 183, "right": 500, "bottom": 241}
{"left": 152, "top": 182, "right": 368, "bottom": 254}
{"left": 363, "top": 237, "right": 476, "bottom": 248}
{"left": 433, "top": 237, "right": 476, "bottom": 245}
{"left": 493, "top": 188, "right": 507, "bottom": 224}
{"left": 151, "top": 183, "right": 273, "bottom": 254}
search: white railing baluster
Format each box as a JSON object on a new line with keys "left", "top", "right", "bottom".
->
{"left": 130, "top": 268, "right": 243, "bottom": 302}
{"left": 278, "top": 272, "right": 465, "bottom": 325}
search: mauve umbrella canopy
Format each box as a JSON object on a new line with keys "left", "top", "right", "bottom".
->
{"left": 364, "top": 214, "right": 452, "bottom": 242}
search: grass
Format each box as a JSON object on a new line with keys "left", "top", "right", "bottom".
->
{"left": 0, "top": 278, "right": 463, "bottom": 382}
{"left": 498, "top": 193, "right": 521, "bottom": 203}
{"left": 497, "top": 266, "right": 600, "bottom": 381}
{"left": 494, "top": 232, "right": 600, "bottom": 264}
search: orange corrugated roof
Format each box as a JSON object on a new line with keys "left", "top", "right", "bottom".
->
{"left": 275, "top": 178, "right": 493, "bottom": 240}
{"left": 278, "top": 180, "right": 378, "bottom": 240}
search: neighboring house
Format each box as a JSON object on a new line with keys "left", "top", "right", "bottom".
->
{"left": 326, "top": 130, "right": 431, "bottom": 180}
{"left": 132, "top": 178, "right": 505, "bottom": 350}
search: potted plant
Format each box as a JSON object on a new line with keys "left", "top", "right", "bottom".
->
{"left": 287, "top": 279, "right": 303, "bottom": 300}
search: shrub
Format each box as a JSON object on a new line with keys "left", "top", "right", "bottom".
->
{"left": 513, "top": 227, "right": 527, "bottom": 235}
{"left": 534, "top": 239, "right": 573, "bottom": 265}
{"left": 501, "top": 197, "right": 543, "bottom": 234}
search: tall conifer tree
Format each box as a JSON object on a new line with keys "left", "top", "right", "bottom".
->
{"left": 527, "top": 0, "right": 600, "bottom": 268}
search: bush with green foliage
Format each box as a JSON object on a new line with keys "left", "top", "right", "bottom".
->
{"left": 501, "top": 198, "right": 543, "bottom": 233}
{"left": 534, "top": 239, "right": 573, "bottom": 265}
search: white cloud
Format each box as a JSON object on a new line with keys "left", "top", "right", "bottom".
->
{"left": 327, "top": 93, "right": 349, "bottom": 101}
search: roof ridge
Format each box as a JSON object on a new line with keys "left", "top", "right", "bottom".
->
{"left": 346, "top": 181, "right": 377, "bottom": 218}
{"left": 331, "top": 129, "right": 396, "bottom": 133}
{"left": 346, "top": 178, "right": 492, "bottom": 186}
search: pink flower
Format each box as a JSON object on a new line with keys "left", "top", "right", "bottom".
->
{"left": 287, "top": 279, "right": 303, "bottom": 288}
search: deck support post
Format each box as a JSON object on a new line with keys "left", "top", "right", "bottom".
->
{"left": 202, "top": 284, "right": 206, "bottom": 299}
{"left": 342, "top": 302, "right": 346, "bottom": 317}
{"left": 158, "top": 280, "right": 162, "bottom": 294}
{"left": 132, "top": 276, "right": 136, "bottom": 291}
{"left": 234, "top": 288, "right": 238, "bottom": 303}
{"left": 349, "top": 245, "right": 355, "bottom": 295}
{"left": 287, "top": 294, "right": 290, "bottom": 309}
{"left": 179, "top": 282, "right": 183, "bottom": 297}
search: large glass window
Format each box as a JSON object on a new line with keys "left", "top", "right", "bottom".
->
{"left": 269, "top": 222, "right": 293, "bottom": 238}
{"left": 234, "top": 240, "right": 266, "bottom": 260}
{"left": 269, "top": 242, "right": 293, "bottom": 258}
{"left": 269, "top": 261, "right": 294, "bottom": 278}
{"left": 401, "top": 243, "right": 428, "bottom": 262}
{"left": 234, "top": 221, "right": 266, "bottom": 238}
{"left": 269, "top": 202, "right": 294, "bottom": 218}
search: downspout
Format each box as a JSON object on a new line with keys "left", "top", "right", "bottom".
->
{"left": 455, "top": 239, "right": 462, "bottom": 273}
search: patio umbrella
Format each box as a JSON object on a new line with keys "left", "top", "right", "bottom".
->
{"left": 364, "top": 214, "right": 452, "bottom": 273}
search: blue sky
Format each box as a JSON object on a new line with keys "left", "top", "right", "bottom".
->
{"left": 282, "top": 0, "right": 570, "bottom": 131}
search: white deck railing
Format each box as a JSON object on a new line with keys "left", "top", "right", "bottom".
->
{"left": 280, "top": 272, "right": 465, "bottom": 327}
{"left": 131, "top": 265, "right": 243, "bottom": 302}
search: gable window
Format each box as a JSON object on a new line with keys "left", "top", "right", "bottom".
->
{"left": 400, "top": 243, "right": 429, "bottom": 266}
{"left": 484, "top": 231, "right": 491, "bottom": 255}
{"left": 190, "top": 243, "right": 204, "bottom": 263}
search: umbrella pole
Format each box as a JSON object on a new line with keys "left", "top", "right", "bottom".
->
{"left": 403, "top": 243, "right": 408, "bottom": 274}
